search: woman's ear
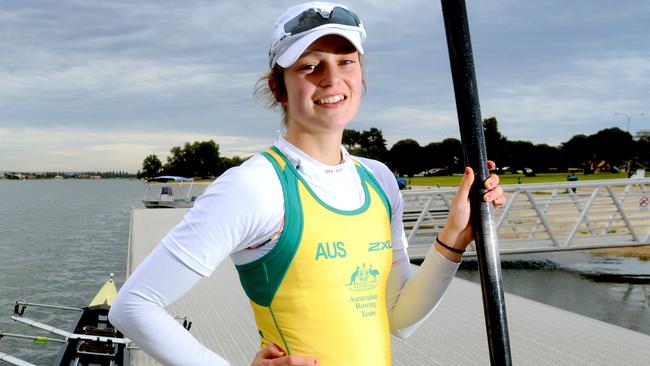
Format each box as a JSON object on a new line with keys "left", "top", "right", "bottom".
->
{"left": 268, "top": 78, "right": 283, "bottom": 104}
{"left": 268, "top": 70, "right": 288, "bottom": 104}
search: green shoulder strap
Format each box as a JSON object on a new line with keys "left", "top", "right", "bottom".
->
{"left": 234, "top": 147, "right": 304, "bottom": 306}
{"left": 353, "top": 160, "right": 392, "bottom": 221}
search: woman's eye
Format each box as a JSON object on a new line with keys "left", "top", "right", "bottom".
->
{"left": 300, "top": 64, "right": 317, "bottom": 71}
{"left": 341, "top": 59, "right": 355, "bottom": 65}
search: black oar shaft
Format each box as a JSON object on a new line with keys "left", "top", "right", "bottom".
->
{"left": 440, "top": 0, "right": 512, "bottom": 365}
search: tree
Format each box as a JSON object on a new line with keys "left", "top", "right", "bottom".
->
{"left": 141, "top": 154, "right": 162, "bottom": 178}
{"left": 632, "top": 139, "right": 650, "bottom": 169}
{"left": 342, "top": 129, "right": 362, "bottom": 152}
{"left": 531, "top": 144, "right": 563, "bottom": 173}
{"left": 361, "top": 127, "right": 389, "bottom": 162}
{"left": 163, "top": 140, "right": 223, "bottom": 178}
{"left": 588, "top": 127, "right": 634, "bottom": 166}
{"left": 483, "top": 117, "right": 507, "bottom": 163}
{"left": 503, "top": 140, "right": 535, "bottom": 172}
{"left": 440, "top": 138, "right": 463, "bottom": 175}
{"left": 388, "top": 139, "right": 424, "bottom": 177}
{"left": 222, "top": 156, "right": 246, "bottom": 171}
{"left": 343, "top": 127, "right": 389, "bottom": 162}
{"left": 193, "top": 140, "right": 224, "bottom": 177}
{"left": 422, "top": 140, "right": 462, "bottom": 175}
{"left": 422, "top": 142, "right": 446, "bottom": 171}
{"left": 561, "top": 134, "right": 591, "bottom": 169}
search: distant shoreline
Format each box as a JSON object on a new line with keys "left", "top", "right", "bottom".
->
{"left": 590, "top": 245, "right": 650, "bottom": 260}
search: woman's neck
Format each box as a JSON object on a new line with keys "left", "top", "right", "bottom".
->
{"left": 283, "top": 130, "right": 343, "bottom": 165}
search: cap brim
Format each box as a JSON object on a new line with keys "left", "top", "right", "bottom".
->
{"left": 276, "top": 28, "right": 364, "bottom": 68}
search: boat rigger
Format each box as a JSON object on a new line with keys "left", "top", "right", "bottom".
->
{"left": 1, "top": 275, "right": 131, "bottom": 366}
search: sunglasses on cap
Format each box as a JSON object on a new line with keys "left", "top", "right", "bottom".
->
{"left": 270, "top": 5, "right": 365, "bottom": 68}
{"left": 283, "top": 6, "right": 362, "bottom": 36}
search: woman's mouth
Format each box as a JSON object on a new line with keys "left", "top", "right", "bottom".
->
{"left": 314, "top": 94, "right": 346, "bottom": 105}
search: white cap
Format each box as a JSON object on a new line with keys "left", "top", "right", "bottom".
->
{"left": 269, "top": 2, "right": 366, "bottom": 68}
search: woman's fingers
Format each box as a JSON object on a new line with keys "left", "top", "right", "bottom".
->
{"left": 483, "top": 186, "right": 504, "bottom": 203}
{"left": 253, "top": 344, "right": 319, "bottom": 366}
{"left": 492, "top": 193, "right": 507, "bottom": 208}
{"left": 483, "top": 162, "right": 505, "bottom": 208}
{"left": 457, "top": 167, "right": 474, "bottom": 199}
{"left": 484, "top": 172, "right": 500, "bottom": 190}
{"left": 265, "top": 355, "right": 319, "bottom": 365}
{"left": 274, "top": 355, "right": 319, "bottom": 365}
{"left": 256, "top": 344, "right": 285, "bottom": 359}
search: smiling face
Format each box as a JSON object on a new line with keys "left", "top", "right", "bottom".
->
{"left": 282, "top": 34, "right": 363, "bottom": 137}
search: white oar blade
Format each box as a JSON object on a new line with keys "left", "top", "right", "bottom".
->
{"left": 0, "top": 352, "right": 37, "bottom": 366}
{"left": 10, "top": 316, "right": 131, "bottom": 345}
{"left": 10, "top": 316, "right": 71, "bottom": 338}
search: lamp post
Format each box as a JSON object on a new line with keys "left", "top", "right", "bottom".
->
{"left": 614, "top": 112, "right": 645, "bottom": 175}
{"left": 614, "top": 112, "right": 645, "bottom": 134}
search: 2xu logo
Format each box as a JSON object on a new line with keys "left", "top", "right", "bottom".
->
{"left": 368, "top": 240, "right": 391, "bottom": 252}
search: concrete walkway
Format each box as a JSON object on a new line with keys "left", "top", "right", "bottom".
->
{"left": 126, "top": 208, "right": 650, "bottom": 365}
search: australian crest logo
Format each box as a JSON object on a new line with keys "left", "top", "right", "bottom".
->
{"left": 346, "top": 262, "right": 379, "bottom": 291}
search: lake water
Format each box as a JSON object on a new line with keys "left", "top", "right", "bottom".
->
{"left": 1, "top": 179, "right": 648, "bottom": 365}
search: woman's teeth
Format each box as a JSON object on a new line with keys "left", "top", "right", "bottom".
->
{"left": 315, "top": 95, "right": 344, "bottom": 105}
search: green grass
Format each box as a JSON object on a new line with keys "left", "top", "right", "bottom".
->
{"left": 407, "top": 172, "right": 628, "bottom": 187}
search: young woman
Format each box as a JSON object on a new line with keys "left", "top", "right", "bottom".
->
{"left": 109, "top": 3, "right": 505, "bottom": 366}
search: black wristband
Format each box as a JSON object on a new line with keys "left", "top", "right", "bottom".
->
{"left": 435, "top": 236, "right": 466, "bottom": 254}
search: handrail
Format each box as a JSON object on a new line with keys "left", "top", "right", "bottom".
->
{"left": 402, "top": 178, "right": 650, "bottom": 259}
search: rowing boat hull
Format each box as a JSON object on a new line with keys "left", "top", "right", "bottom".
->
{"left": 51, "top": 279, "right": 129, "bottom": 366}
{"left": 51, "top": 308, "right": 129, "bottom": 366}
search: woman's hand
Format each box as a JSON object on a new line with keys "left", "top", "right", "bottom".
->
{"left": 436, "top": 161, "right": 506, "bottom": 262}
{"left": 252, "top": 344, "right": 319, "bottom": 366}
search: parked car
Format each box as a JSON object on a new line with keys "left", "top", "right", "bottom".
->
{"left": 516, "top": 168, "right": 535, "bottom": 177}
{"left": 396, "top": 176, "right": 407, "bottom": 190}
{"left": 423, "top": 168, "right": 447, "bottom": 176}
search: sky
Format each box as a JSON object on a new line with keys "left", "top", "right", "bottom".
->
{"left": 1, "top": 0, "right": 648, "bottom": 172}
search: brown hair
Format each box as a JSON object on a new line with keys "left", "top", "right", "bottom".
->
{"left": 253, "top": 55, "right": 367, "bottom": 125}
{"left": 254, "top": 65, "right": 289, "bottom": 123}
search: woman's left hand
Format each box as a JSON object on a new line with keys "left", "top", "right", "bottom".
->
{"left": 435, "top": 161, "right": 506, "bottom": 262}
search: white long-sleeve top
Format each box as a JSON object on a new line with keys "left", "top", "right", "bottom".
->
{"left": 109, "top": 138, "right": 460, "bottom": 365}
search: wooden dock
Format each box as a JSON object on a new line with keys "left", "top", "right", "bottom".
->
{"left": 126, "top": 208, "right": 650, "bottom": 365}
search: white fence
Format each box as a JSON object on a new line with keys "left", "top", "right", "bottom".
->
{"left": 402, "top": 178, "right": 650, "bottom": 259}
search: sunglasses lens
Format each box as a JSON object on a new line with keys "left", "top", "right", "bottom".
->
{"left": 284, "top": 7, "right": 360, "bottom": 35}
{"left": 329, "top": 7, "right": 360, "bottom": 28}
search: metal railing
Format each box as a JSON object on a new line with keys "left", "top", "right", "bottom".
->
{"left": 402, "top": 178, "right": 650, "bottom": 259}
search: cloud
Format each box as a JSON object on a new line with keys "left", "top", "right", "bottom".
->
{"left": 0, "top": 127, "right": 269, "bottom": 172}
{"left": 477, "top": 51, "right": 650, "bottom": 144}
{"left": 1, "top": 0, "right": 648, "bottom": 171}
{"left": 356, "top": 105, "right": 460, "bottom": 146}
{"left": 1, "top": 59, "right": 222, "bottom": 95}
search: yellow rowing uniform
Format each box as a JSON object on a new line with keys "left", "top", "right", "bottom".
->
{"left": 235, "top": 147, "right": 394, "bottom": 365}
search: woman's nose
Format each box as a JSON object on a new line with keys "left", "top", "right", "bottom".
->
{"left": 319, "top": 62, "right": 339, "bottom": 87}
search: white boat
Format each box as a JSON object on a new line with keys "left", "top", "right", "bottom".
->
{"left": 142, "top": 176, "right": 196, "bottom": 209}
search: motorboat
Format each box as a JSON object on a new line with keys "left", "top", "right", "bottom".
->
{"left": 142, "top": 176, "right": 195, "bottom": 209}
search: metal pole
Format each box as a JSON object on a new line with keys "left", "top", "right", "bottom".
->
{"left": 439, "top": 1, "right": 512, "bottom": 364}
{"left": 614, "top": 112, "right": 645, "bottom": 174}
{"left": 14, "top": 301, "right": 83, "bottom": 313}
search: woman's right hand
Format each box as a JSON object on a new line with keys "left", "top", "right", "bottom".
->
{"left": 251, "top": 344, "right": 320, "bottom": 365}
